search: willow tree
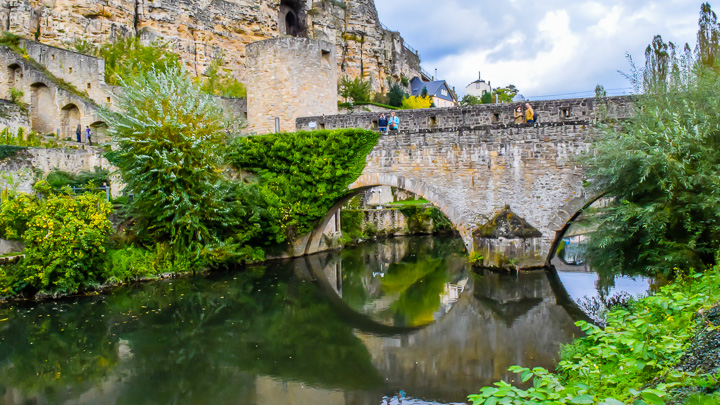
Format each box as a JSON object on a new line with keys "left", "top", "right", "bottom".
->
{"left": 102, "top": 67, "right": 263, "bottom": 267}
{"left": 586, "top": 3, "right": 720, "bottom": 277}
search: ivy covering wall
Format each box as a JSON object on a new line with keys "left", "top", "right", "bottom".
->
{"left": 227, "top": 129, "right": 380, "bottom": 244}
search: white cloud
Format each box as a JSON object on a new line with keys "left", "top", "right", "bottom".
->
{"left": 374, "top": 0, "right": 709, "bottom": 99}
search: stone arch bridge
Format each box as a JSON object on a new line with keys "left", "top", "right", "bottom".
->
{"left": 297, "top": 96, "right": 634, "bottom": 263}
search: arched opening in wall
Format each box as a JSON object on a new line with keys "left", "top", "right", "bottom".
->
{"left": 30, "top": 83, "right": 55, "bottom": 135}
{"left": 306, "top": 183, "right": 463, "bottom": 256}
{"left": 7, "top": 63, "right": 22, "bottom": 87}
{"left": 306, "top": 184, "right": 470, "bottom": 330}
{"left": 90, "top": 121, "right": 109, "bottom": 141}
{"left": 60, "top": 103, "right": 81, "bottom": 141}
{"left": 279, "top": 0, "right": 307, "bottom": 38}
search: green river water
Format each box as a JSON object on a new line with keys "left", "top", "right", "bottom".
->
{"left": 0, "top": 235, "right": 647, "bottom": 405}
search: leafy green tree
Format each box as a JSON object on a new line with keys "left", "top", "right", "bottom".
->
{"left": 586, "top": 4, "right": 720, "bottom": 276}
{"left": 493, "top": 85, "right": 518, "bottom": 103}
{"left": 697, "top": 2, "right": 720, "bottom": 69}
{"left": 594, "top": 84, "right": 607, "bottom": 98}
{"left": 339, "top": 76, "right": 371, "bottom": 103}
{"left": 387, "top": 83, "right": 407, "bottom": 107}
{"left": 460, "top": 94, "right": 481, "bottom": 106}
{"left": 95, "top": 37, "right": 182, "bottom": 86}
{"left": 101, "top": 66, "right": 262, "bottom": 265}
{"left": 481, "top": 92, "right": 493, "bottom": 104}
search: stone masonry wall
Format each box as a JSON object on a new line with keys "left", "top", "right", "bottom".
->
{"left": 0, "top": 100, "right": 30, "bottom": 134}
{"left": 297, "top": 96, "right": 635, "bottom": 132}
{"left": 0, "top": 147, "right": 120, "bottom": 196}
{"left": 306, "top": 122, "right": 600, "bottom": 263}
{"left": 3, "top": 0, "right": 422, "bottom": 95}
{"left": 0, "top": 46, "right": 105, "bottom": 139}
{"left": 246, "top": 37, "right": 337, "bottom": 134}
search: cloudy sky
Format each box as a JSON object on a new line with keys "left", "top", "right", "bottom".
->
{"left": 374, "top": 0, "right": 711, "bottom": 99}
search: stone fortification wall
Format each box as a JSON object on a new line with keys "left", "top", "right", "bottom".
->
{"left": 246, "top": 38, "right": 337, "bottom": 134}
{"left": 0, "top": 46, "right": 105, "bottom": 139}
{"left": 0, "top": 100, "right": 30, "bottom": 134}
{"left": 3, "top": 0, "right": 422, "bottom": 94}
{"left": 0, "top": 41, "right": 247, "bottom": 137}
{"left": 0, "top": 147, "right": 119, "bottom": 196}
{"left": 20, "top": 39, "right": 118, "bottom": 107}
{"left": 297, "top": 96, "right": 635, "bottom": 132}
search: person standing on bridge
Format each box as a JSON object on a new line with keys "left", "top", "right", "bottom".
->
{"left": 378, "top": 113, "right": 388, "bottom": 133}
{"left": 525, "top": 103, "right": 535, "bottom": 123}
{"left": 389, "top": 112, "right": 400, "bottom": 132}
{"left": 514, "top": 106, "right": 523, "bottom": 124}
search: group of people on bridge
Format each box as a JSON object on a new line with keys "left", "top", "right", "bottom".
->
{"left": 376, "top": 103, "right": 536, "bottom": 133}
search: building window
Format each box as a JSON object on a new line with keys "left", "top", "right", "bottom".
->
{"left": 441, "top": 89, "right": 448, "bottom": 97}
{"left": 482, "top": 90, "right": 486, "bottom": 95}
{"left": 476, "top": 83, "right": 480, "bottom": 89}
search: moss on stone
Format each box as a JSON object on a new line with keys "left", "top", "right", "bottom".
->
{"left": 473, "top": 205, "right": 542, "bottom": 239}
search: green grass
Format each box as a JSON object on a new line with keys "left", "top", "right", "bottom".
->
{"left": 384, "top": 199, "right": 430, "bottom": 207}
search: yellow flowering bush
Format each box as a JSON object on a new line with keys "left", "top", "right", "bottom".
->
{"left": 0, "top": 181, "right": 113, "bottom": 296}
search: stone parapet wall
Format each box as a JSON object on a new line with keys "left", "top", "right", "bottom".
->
{"left": 0, "top": 147, "right": 120, "bottom": 196}
{"left": 0, "top": 46, "right": 104, "bottom": 139}
{"left": 20, "top": 39, "right": 117, "bottom": 108}
{"left": 297, "top": 96, "right": 635, "bottom": 132}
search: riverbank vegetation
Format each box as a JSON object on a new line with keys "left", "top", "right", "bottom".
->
{"left": 469, "top": 268, "right": 720, "bottom": 404}
{"left": 470, "top": 3, "right": 720, "bottom": 403}
{"left": 586, "top": 2, "right": 720, "bottom": 278}
{"left": 0, "top": 64, "right": 380, "bottom": 299}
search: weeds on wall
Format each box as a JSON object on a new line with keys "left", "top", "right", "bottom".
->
{"left": 198, "top": 58, "right": 247, "bottom": 98}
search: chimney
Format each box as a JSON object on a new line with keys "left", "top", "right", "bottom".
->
{"left": 478, "top": 71, "right": 481, "bottom": 80}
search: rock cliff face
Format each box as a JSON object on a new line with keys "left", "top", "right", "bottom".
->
{"left": 2, "top": 0, "right": 421, "bottom": 93}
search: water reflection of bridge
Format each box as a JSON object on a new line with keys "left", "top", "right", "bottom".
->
{"left": 295, "top": 237, "right": 582, "bottom": 404}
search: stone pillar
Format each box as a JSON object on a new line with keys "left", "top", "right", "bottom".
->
{"left": 245, "top": 37, "right": 338, "bottom": 134}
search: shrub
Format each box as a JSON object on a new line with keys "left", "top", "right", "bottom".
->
{"left": 339, "top": 76, "right": 372, "bottom": 103}
{"left": 469, "top": 268, "right": 720, "bottom": 404}
{"left": 101, "top": 66, "right": 263, "bottom": 266}
{"left": 401, "top": 95, "right": 432, "bottom": 109}
{"left": 199, "top": 58, "right": 247, "bottom": 98}
{"left": 0, "top": 182, "right": 113, "bottom": 296}
{"left": 387, "top": 84, "right": 407, "bottom": 107}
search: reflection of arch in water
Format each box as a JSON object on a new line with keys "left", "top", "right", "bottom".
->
{"left": 30, "top": 82, "right": 55, "bottom": 134}
{"left": 302, "top": 252, "right": 474, "bottom": 336}
{"left": 544, "top": 193, "right": 606, "bottom": 266}
{"left": 305, "top": 174, "right": 469, "bottom": 255}
{"left": 61, "top": 103, "right": 82, "bottom": 140}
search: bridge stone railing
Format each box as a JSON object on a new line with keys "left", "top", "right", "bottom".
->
{"left": 296, "top": 96, "right": 634, "bottom": 133}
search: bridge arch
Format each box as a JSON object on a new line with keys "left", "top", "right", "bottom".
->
{"left": 304, "top": 173, "right": 472, "bottom": 256}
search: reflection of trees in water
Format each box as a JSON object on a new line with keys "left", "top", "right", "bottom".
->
{"left": 337, "top": 236, "right": 468, "bottom": 327}
{"left": 0, "top": 265, "right": 383, "bottom": 404}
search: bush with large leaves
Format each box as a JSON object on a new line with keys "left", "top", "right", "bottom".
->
{"left": 102, "top": 67, "right": 263, "bottom": 265}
